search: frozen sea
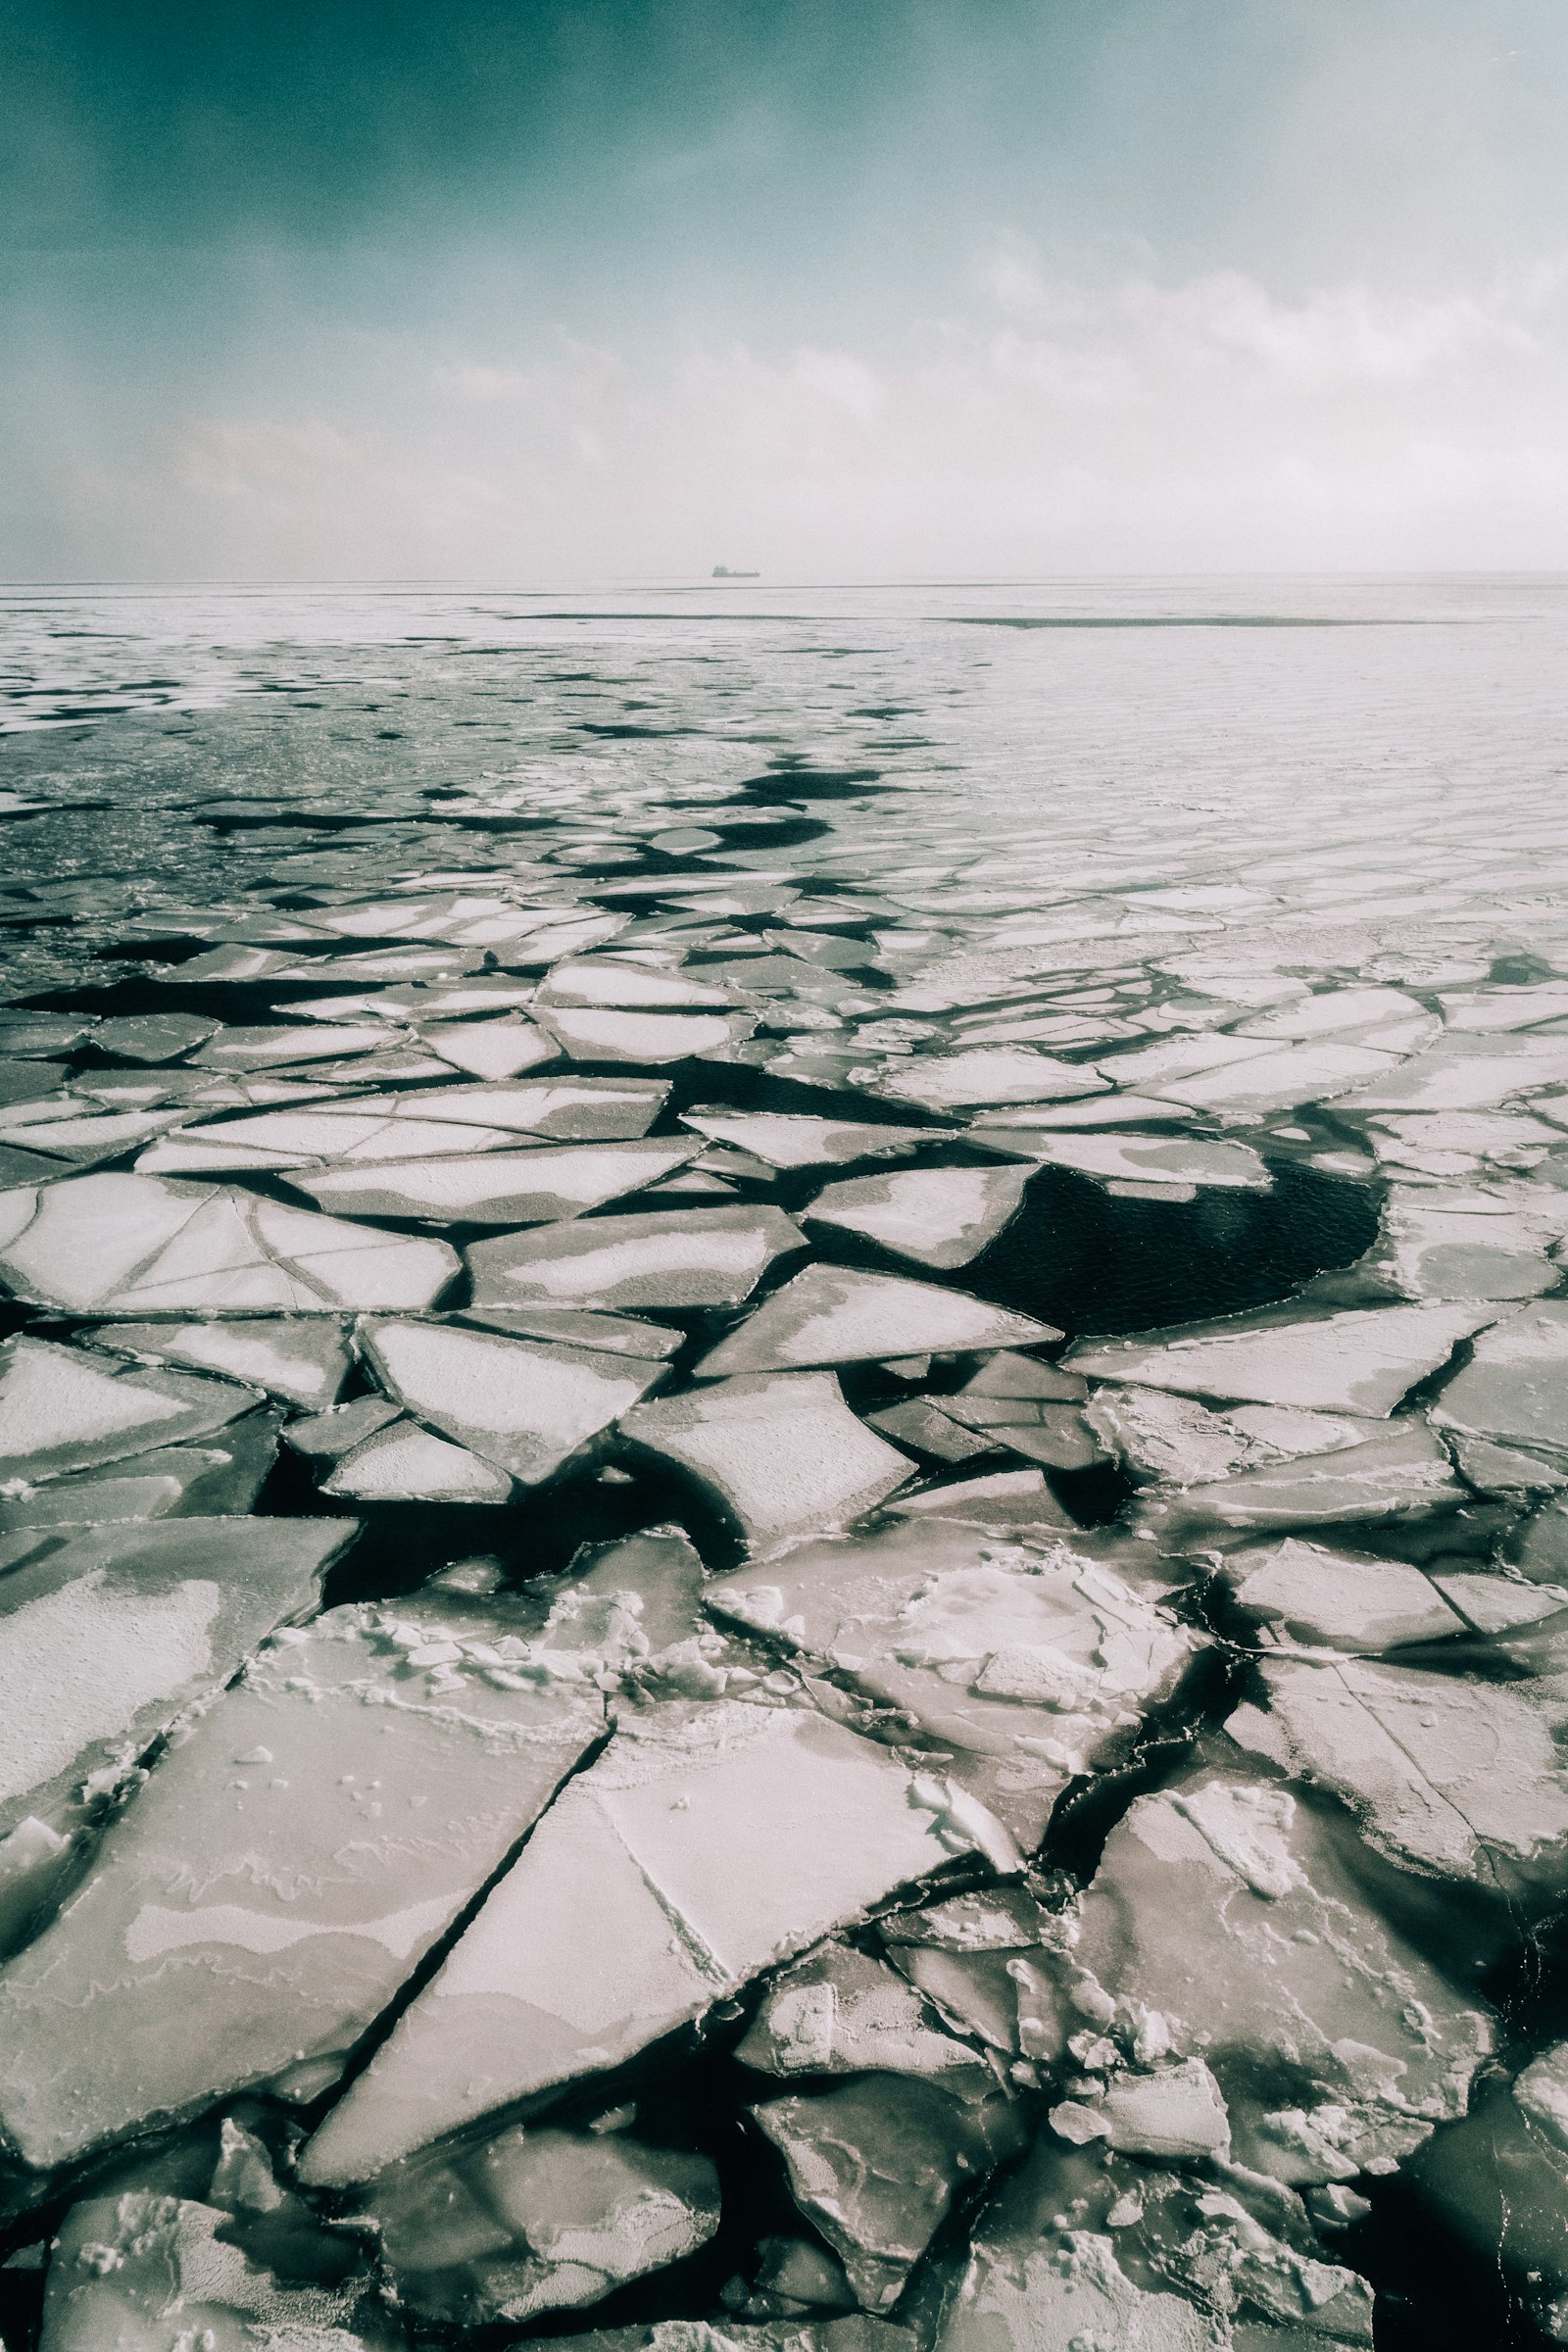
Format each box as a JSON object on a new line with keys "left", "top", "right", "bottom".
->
{"left": 3, "top": 577, "right": 1568, "bottom": 2350}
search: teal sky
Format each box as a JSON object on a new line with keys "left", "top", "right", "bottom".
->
{"left": 5, "top": 0, "right": 1567, "bottom": 579}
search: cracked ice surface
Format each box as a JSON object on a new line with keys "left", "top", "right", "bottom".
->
{"left": 6, "top": 581, "right": 1568, "bottom": 2344}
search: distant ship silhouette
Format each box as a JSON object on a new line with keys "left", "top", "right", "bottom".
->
{"left": 711, "top": 564, "right": 760, "bottom": 578}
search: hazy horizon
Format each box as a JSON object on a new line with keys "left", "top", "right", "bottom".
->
{"left": 6, "top": 0, "right": 1568, "bottom": 583}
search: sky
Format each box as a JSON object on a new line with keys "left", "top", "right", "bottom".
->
{"left": 3, "top": 0, "right": 1567, "bottom": 581}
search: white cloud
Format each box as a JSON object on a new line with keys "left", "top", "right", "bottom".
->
{"left": 32, "top": 250, "right": 1568, "bottom": 578}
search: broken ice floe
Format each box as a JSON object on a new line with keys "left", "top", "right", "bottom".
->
{"left": 1072, "top": 1776, "right": 1492, "bottom": 2183}
{"left": 83, "top": 1316, "right": 351, "bottom": 1408}
{"left": 0, "top": 1171, "right": 459, "bottom": 1313}
{"left": 804, "top": 1165, "right": 1028, "bottom": 1269}
{"left": 679, "top": 1109, "right": 957, "bottom": 1167}
{"left": 468, "top": 1204, "right": 806, "bottom": 1311}
{"left": 0, "top": 1587, "right": 603, "bottom": 2169}
{"left": 0, "top": 1514, "right": 353, "bottom": 1949}
{"left": 368, "top": 2124, "right": 721, "bottom": 2327}
{"left": 754, "top": 2075, "right": 1028, "bottom": 2313}
{"left": 695, "top": 1265, "right": 1058, "bottom": 1379}
{"left": 1229, "top": 1654, "right": 1568, "bottom": 1888}
{"left": 622, "top": 1373, "right": 913, "bottom": 1549}
{"left": 301, "top": 1701, "right": 1012, "bottom": 2185}
{"left": 707, "top": 1518, "right": 1192, "bottom": 1847}
{"left": 0, "top": 1334, "right": 258, "bottom": 1482}
{"left": 290, "top": 1137, "right": 700, "bottom": 1225}
{"left": 357, "top": 1317, "right": 666, "bottom": 1489}
{"left": 1067, "top": 1299, "right": 1493, "bottom": 1415}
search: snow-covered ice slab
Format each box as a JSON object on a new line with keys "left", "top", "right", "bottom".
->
{"left": 292, "top": 1137, "right": 699, "bottom": 1224}
{"left": 84, "top": 1317, "right": 351, "bottom": 1409}
{"left": 540, "top": 959, "right": 732, "bottom": 1008}
{"left": 877, "top": 1049, "right": 1109, "bottom": 1110}
{"left": 0, "top": 1171, "right": 459, "bottom": 1313}
{"left": 0, "top": 1590, "right": 603, "bottom": 2169}
{"left": 708, "top": 1519, "right": 1191, "bottom": 1846}
{"left": 1342, "top": 1034, "right": 1568, "bottom": 1112}
{"left": 999, "top": 1131, "right": 1270, "bottom": 1192}
{"left": 804, "top": 1165, "right": 1028, "bottom": 1269}
{"left": 321, "top": 1416, "right": 518, "bottom": 1500}
{"left": 1066, "top": 1300, "right": 1494, "bottom": 1414}
{"left": 1073, "top": 1776, "right": 1493, "bottom": 2184}
{"left": 679, "top": 1109, "right": 958, "bottom": 1168}
{"left": 1368, "top": 1186, "right": 1561, "bottom": 1302}
{"left": 420, "top": 1014, "right": 556, "bottom": 1080}
{"left": 1215, "top": 1536, "right": 1469, "bottom": 1651}
{"left": 1231, "top": 1655, "right": 1568, "bottom": 1886}
{"left": 540, "top": 1005, "right": 757, "bottom": 1062}
{"left": 300, "top": 1701, "right": 1001, "bottom": 2186}
{"left": 469, "top": 1204, "right": 806, "bottom": 1311}
{"left": 695, "top": 1265, "right": 1059, "bottom": 1378}
{"left": 360, "top": 1318, "right": 666, "bottom": 1487}
{"left": 1429, "top": 1300, "right": 1568, "bottom": 1466}
{"left": 1135, "top": 1422, "right": 1470, "bottom": 1537}
{"left": 367, "top": 2126, "right": 721, "bottom": 2327}
{"left": 621, "top": 1372, "right": 913, "bottom": 1549}
{"left": 1151, "top": 1041, "right": 1401, "bottom": 1113}
{"left": 0, "top": 1334, "right": 257, "bottom": 1482}
{"left": 0, "top": 1513, "right": 353, "bottom": 1846}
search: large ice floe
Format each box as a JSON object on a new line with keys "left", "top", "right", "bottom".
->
{"left": 8, "top": 674, "right": 1568, "bottom": 2350}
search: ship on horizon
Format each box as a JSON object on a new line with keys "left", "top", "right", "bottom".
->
{"left": 711, "top": 564, "right": 760, "bottom": 578}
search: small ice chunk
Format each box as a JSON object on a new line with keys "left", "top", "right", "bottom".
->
{"left": 805, "top": 1165, "right": 1028, "bottom": 1269}
{"left": 622, "top": 1372, "right": 912, "bottom": 1550}
{"left": 368, "top": 2126, "right": 721, "bottom": 2326}
{"left": 755, "top": 2075, "right": 1029, "bottom": 2312}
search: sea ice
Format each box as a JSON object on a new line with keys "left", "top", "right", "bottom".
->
{"left": 695, "top": 1265, "right": 1058, "bottom": 1379}
{"left": 679, "top": 1109, "right": 957, "bottom": 1167}
{"left": 877, "top": 1050, "right": 1109, "bottom": 1110}
{"left": 368, "top": 2125, "right": 721, "bottom": 2326}
{"left": 359, "top": 1317, "right": 666, "bottom": 1487}
{"left": 85, "top": 1317, "right": 352, "bottom": 1408}
{"left": 1073, "top": 1776, "right": 1492, "bottom": 2182}
{"left": 0, "top": 1335, "right": 258, "bottom": 1482}
{"left": 804, "top": 1165, "right": 1028, "bottom": 1269}
{"left": 300, "top": 1702, "right": 1004, "bottom": 2185}
{"left": 0, "top": 1589, "right": 604, "bottom": 2168}
{"left": 468, "top": 1203, "right": 806, "bottom": 1310}
{"left": 1214, "top": 1536, "right": 1468, "bottom": 1650}
{"left": 1429, "top": 1300, "right": 1568, "bottom": 1465}
{"left": 753, "top": 2075, "right": 1028, "bottom": 2311}
{"left": 1066, "top": 1300, "right": 1494, "bottom": 1414}
{"left": 292, "top": 1137, "right": 699, "bottom": 1224}
{"left": 1229, "top": 1655, "right": 1568, "bottom": 1886}
{"left": 540, "top": 1005, "right": 758, "bottom": 1062}
{"left": 0, "top": 1171, "right": 459, "bottom": 1313}
{"left": 622, "top": 1372, "right": 913, "bottom": 1548}
{"left": 0, "top": 1513, "right": 352, "bottom": 1892}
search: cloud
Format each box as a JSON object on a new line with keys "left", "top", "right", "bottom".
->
{"left": 15, "top": 251, "right": 1568, "bottom": 578}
